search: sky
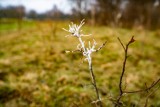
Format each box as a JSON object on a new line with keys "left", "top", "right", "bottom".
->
{"left": 0, "top": 0, "right": 72, "bottom": 14}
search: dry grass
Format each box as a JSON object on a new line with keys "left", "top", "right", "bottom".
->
{"left": 0, "top": 20, "right": 160, "bottom": 107}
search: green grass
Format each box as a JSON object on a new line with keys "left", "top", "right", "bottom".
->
{"left": 0, "top": 19, "right": 160, "bottom": 107}
{"left": 0, "top": 19, "right": 35, "bottom": 34}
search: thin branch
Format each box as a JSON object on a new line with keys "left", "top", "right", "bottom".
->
{"left": 124, "top": 78, "right": 160, "bottom": 94}
{"left": 117, "top": 37, "right": 125, "bottom": 51}
{"left": 115, "top": 36, "right": 135, "bottom": 107}
{"left": 65, "top": 49, "right": 83, "bottom": 53}
{"left": 145, "top": 83, "right": 149, "bottom": 93}
{"left": 96, "top": 41, "right": 107, "bottom": 52}
{"left": 144, "top": 85, "right": 160, "bottom": 107}
{"left": 89, "top": 63, "right": 103, "bottom": 107}
{"left": 115, "top": 36, "right": 160, "bottom": 107}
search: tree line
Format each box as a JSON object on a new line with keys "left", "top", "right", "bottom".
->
{"left": 0, "top": 5, "right": 69, "bottom": 20}
{"left": 70, "top": 0, "right": 160, "bottom": 29}
{"left": 0, "top": 0, "right": 160, "bottom": 29}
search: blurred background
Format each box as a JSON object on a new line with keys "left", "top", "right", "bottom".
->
{"left": 0, "top": 0, "right": 160, "bottom": 107}
{"left": 1, "top": 0, "right": 160, "bottom": 29}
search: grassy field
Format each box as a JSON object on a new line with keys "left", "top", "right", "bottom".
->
{"left": 0, "top": 19, "right": 160, "bottom": 107}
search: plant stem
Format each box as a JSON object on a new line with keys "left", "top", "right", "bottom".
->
{"left": 115, "top": 44, "right": 128, "bottom": 107}
{"left": 78, "top": 37, "right": 86, "bottom": 52}
{"left": 89, "top": 62, "right": 102, "bottom": 107}
{"left": 115, "top": 37, "right": 131, "bottom": 107}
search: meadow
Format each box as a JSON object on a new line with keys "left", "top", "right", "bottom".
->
{"left": 0, "top": 19, "right": 160, "bottom": 107}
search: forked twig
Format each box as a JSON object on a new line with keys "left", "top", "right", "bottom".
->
{"left": 115, "top": 36, "right": 135, "bottom": 107}
{"left": 115, "top": 36, "right": 160, "bottom": 107}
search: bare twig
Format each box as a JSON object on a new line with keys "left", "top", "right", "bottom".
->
{"left": 115, "top": 36, "right": 160, "bottom": 107}
{"left": 65, "top": 49, "right": 83, "bottom": 53}
{"left": 124, "top": 78, "right": 160, "bottom": 94}
{"left": 96, "top": 41, "right": 107, "bottom": 52}
{"left": 115, "top": 36, "right": 135, "bottom": 107}
{"left": 117, "top": 38, "right": 125, "bottom": 51}
{"left": 89, "top": 63, "right": 103, "bottom": 107}
{"left": 144, "top": 85, "right": 160, "bottom": 107}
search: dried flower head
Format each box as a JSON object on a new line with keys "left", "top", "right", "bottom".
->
{"left": 63, "top": 19, "right": 98, "bottom": 65}
{"left": 63, "top": 19, "right": 91, "bottom": 38}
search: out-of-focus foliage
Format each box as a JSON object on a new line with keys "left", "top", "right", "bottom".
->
{"left": 1, "top": 0, "right": 160, "bottom": 29}
{"left": 67, "top": 0, "right": 160, "bottom": 29}
{"left": 95, "top": 0, "right": 160, "bottom": 29}
{"left": 0, "top": 6, "right": 25, "bottom": 19}
{"left": 0, "top": 5, "right": 69, "bottom": 20}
